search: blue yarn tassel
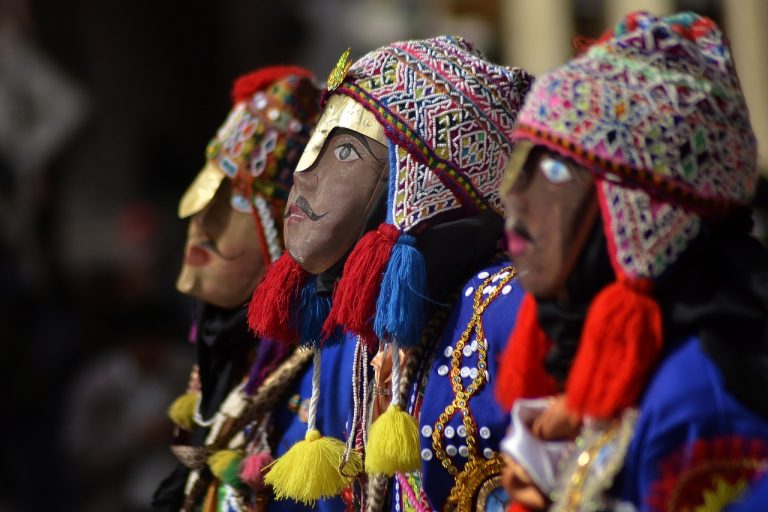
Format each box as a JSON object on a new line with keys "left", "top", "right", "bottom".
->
{"left": 293, "top": 278, "right": 342, "bottom": 347}
{"left": 374, "top": 233, "right": 427, "bottom": 347}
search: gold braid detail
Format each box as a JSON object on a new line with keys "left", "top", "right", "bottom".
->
{"left": 431, "top": 266, "right": 516, "bottom": 476}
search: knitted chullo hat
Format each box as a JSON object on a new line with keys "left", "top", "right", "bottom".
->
{"left": 496, "top": 12, "right": 758, "bottom": 420}
{"left": 250, "top": 36, "right": 532, "bottom": 501}
{"left": 322, "top": 36, "right": 533, "bottom": 347}
{"left": 179, "top": 66, "right": 321, "bottom": 264}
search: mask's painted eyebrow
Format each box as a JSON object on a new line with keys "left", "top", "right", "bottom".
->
{"left": 333, "top": 128, "right": 375, "bottom": 158}
{"left": 332, "top": 127, "right": 387, "bottom": 165}
{"left": 348, "top": 131, "right": 375, "bottom": 158}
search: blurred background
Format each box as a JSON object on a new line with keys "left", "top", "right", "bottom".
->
{"left": 0, "top": 0, "right": 765, "bottom": 510}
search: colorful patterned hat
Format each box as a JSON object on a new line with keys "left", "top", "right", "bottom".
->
{"left": 497, "top": 12, "right": 759, "bottom": 422}
{"left": 504, "top": 11, "right": 757, "bottom": 280}
{"left": 179, "top": 66, "right": 321, "bottom": 263}
{"left": 311, "top": 35, "right": 533, "bottom": 346}
{"left": 311, "top": 36, "right": 532, "bottom": 234}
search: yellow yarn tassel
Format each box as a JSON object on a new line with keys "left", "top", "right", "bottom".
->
{"left": 167, "top": 391, "right": 199, "bottom": 430}
{"left": 365, "top": 404, "right": 421, "bottom": 476}
{"left": 208, "top": 449, "right": 244, "bottom": 486}
{"left": 264, "top": 429, "right": 361, "bottom": 505}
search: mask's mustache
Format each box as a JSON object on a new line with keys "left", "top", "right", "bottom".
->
{"left": 513, "top": 223, "right": 533, "bottom": 243}
{"left": 505, "top": 217, "right": 534, "bottom": 243}
{"left": 291, "top": 195, "right": 328, "bottom": 221}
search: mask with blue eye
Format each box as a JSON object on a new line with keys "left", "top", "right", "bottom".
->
{"left": 540, "top": 157, "right": 573, "bottom": 184}
{"left": 230, "top": 193, "right": 253, "bottom": 213}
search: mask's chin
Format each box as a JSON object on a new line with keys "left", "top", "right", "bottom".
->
{"left": 292, "top": 251, "right": 340, "bottom": 276}
{"left": 176, "top": 264, "right": 198, "bottom": 295}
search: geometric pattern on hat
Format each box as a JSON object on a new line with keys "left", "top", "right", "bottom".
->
{"left": 208, "top": 69, "right": 321, "bottom": 207}
{"left": 599, "top": 181, "right": 701, "bottom": 278}
{"left": 179, "top": 67, "right": 321, "bottom": 264}
{"left": 511, "top": 11, "right": 757, "bottom": 279}
{"left": 337, "top": 35, "right": 533, "bottom": 233}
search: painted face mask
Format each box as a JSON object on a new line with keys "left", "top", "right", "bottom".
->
{"left": 176, "top": 67, "right": 321, "bottom": 307}
{"left": 284, "top": 95, "right": 389, "bottom": 274}
{"left": 178, "top": 180, "right": 266, "bottom": 308}
{"left": 502, "top": 145, "right": 599, "bottom": 300}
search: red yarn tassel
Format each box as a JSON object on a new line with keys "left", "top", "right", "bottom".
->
{"left": 495, "top": 294, "right": 559, "bottom": 412}
{"left": 248, "top": 252, "right": 308, "bottom": 345}
{"left": 566, "top": 279, "right": 663, "bottom": 419}
{"left": 323, "top": 223, "right": 399, "bottom": 348}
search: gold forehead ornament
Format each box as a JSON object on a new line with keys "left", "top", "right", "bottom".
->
{"left": 327, "top": 47, "right": 352, "bottom": 91}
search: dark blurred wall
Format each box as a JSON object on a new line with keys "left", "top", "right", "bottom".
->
{"left": 0, "top": 1, "right": 309, "bottom": 511}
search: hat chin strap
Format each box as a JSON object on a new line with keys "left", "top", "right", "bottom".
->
{"left": 251, "top": 194, "right": 282, "bottom": 264}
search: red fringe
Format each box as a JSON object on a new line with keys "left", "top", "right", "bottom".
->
{"left": 247, "top": 252, "right": 308, "bottom": 344}
{"left": 494, "top": 294, "right": 559, "bottom": 412}
{"left": 322, "top": 223, "right": 399, "bottom": 349}
{"left": 231, "top": 66, "right": 314, "bottom": 104}
{"left": 566, "top": 279, "right": 664, "bottom": 419}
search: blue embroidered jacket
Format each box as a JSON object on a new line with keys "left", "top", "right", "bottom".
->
{"left": 615, "top": 335, "right": 768, "bottom": 510}
{"left": 391, "top": 260, "right": 524, "bottom": 511}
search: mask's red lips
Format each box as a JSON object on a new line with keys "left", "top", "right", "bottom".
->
{"left": 285, "top": 203, "right": 306, "bottom": 225}
{"left": 185, "top": 243, "right": 211, "bottom": 266}
{"left": 505, "top": 224, "right": 532, "bottom": 258}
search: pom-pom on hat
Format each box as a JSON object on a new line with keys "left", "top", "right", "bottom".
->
{"left": 179, "top": 66, "right": 321, "bottom": 263}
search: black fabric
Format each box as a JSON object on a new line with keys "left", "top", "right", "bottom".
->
{"left": 195, "top": 303, "right": 253, "bottom": 417}
{"left": 151, "top": 303, "right": 254, "bottom": 510}
{"left": 537, "top": 217, "right": 614, "bottom": 386}
{"left": 417, "top": 209, "right": 506, "bottom": 303}
{"left": 656, "top": 210, "right": 768, "bottom": 419}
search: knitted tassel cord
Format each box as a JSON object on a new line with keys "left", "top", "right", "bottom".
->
{"left": 494, "top": 294, "right": 558, "bottom": 412}
{"left": 365, "top": 344, "right": 421, "bottom": 476}
{"left": 248, "top": 252, "right": 308, "bottom": 344}
{"left": 264, "top": 350, "right": 361, "bottom": 504}
{"left": 566, "top": 279, "right": 664, "bottom": 419}
{"left": 294, "top": 277, "right": 336, "bottom": 347}
{"left": 324, "top": 223, "right": 399, "bottom": 347}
